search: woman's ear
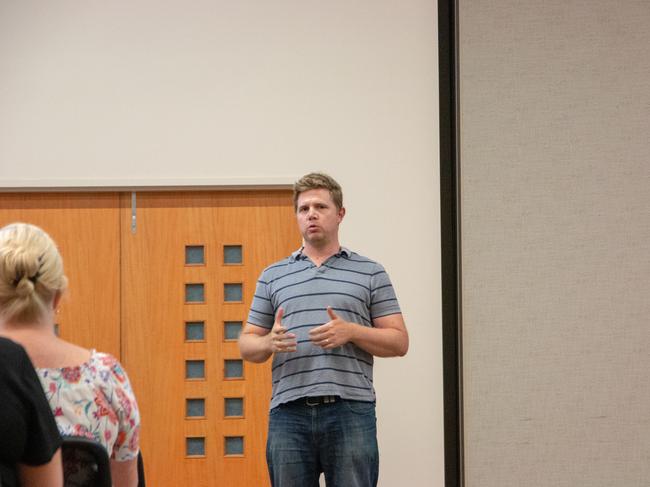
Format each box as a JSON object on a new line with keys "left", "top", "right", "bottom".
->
{"left": 52, "top": 290, "right": 63, "bottom": 311}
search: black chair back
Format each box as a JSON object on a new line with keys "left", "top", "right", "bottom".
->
{"left": 61, "top": 436, "right": 112, "bottom": 487}
{"left": 137, "top": 450, "right": 146, "bottom": 486}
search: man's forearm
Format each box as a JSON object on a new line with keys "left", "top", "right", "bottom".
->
{"left": 238, "top": 332, "right": 273, "bottom": 363}
{"left": 349, "top": 324, "right": 409, "bottom": 358}
{"left": 308, "top": 310, "right": 409, "bottom": 357}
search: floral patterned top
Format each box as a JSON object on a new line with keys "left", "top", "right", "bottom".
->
{"left": 37, "top": 351, "right": 140, "bottom": 462}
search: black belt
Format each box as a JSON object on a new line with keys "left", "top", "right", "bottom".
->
{"left": 303, "top": 395, "right": 338, "bottom": 406}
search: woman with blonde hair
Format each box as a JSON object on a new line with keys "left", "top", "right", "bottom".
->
{"left": 0, "top": 222, "right": 140, "bottom": 487}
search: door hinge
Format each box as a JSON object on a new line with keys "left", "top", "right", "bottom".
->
{"left": 131, "top": 192, "right": 137, "bottom": 234}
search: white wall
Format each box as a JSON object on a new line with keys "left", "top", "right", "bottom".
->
{"left": 459, "top": 1, "right": 650, "bottom": 486}
{"left": 0, "top": 1, "right": 442, "bottom": 485}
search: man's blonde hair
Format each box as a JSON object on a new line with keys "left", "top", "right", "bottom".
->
{"left": 0, "top": 223, "right": 68, "bottom": 323}
{"left": 293, "top": 172, "right": 343, "bottom": 211}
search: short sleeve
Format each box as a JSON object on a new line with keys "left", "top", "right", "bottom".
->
{"left": 247, "top": 272, "right": 275, "bottom": 329}
{"left": 369, "top": 264, "right": 402, "bottom": 320}
{"left": 105, "top": 359, "right": 140, "bottom": 462}
{"left": 19, "top": 348, "right": 62, "bottom": 465}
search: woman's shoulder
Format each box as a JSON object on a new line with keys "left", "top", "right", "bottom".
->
{"left": 88, "top": 351, "right": 131, "bottom": 385}
{"left": 90, "top": 350, "right": 118, "bottom": 367}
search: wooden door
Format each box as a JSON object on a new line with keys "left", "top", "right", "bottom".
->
{"left": 0, "top": 189, "right": 299, "bottom": 486}
{"left": 0, "top": 193, "right": 121, "bottom": 357}
{"left": 120, "top": 190, "right": 298, "bottom": 487}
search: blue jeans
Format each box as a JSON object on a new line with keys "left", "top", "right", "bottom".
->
{"left": 266, "top": 397, "right": 379, "bottom": 487}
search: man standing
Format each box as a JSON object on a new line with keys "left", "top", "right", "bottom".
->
{"left": 239, "top": 172, "right": 408, "bottom": 487}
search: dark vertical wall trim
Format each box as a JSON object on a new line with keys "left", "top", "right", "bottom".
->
{"left": 439, "top": 1, "right": 462, "bottom": 487}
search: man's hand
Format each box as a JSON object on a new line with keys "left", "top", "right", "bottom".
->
{"left": 309, "top": 307, "right": 354, "bottom": 349}
{"left": 268, "top": 308, "right": 297, "bottom": 353}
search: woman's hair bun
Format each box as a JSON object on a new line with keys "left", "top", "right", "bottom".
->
{"left": 14, "top": 276, "right": 36, "bottom": 298}
{"left": 0, "top": 223, "right": 67, "bottom": 323}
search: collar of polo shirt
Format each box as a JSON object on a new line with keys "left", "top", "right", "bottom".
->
{"left": 290, "top": 246, "right": 351, "bottom": 262}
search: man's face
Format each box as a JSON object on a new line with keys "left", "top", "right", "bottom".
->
{"left": 296, "top": 188, "right": 345, "bottom": 247}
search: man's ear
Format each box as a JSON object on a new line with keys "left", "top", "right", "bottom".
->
{"left": 338, "top": 206, "right": 346, "bottom": 222}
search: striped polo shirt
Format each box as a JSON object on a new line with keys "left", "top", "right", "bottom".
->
{"left": 247, "top": 247, "right": 402, "bottom": 409}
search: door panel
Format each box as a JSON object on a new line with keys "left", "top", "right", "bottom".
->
{"left": 0, "top": 190, "right": 297, "bottom": 486}
{"left": 120, "top": 190, "right": 299, "bottom": 487}
{"left": 0, "top": 193, "right": 121, "bottom": 358}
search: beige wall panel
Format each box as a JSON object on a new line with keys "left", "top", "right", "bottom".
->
{"left": 459, "top": 1, "right": 650, "bottom": 486}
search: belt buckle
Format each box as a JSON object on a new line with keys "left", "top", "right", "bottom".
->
{"left": 305, "top": 395, "right": 335, "bottom": 406}
{"left": 306, "top": 396, "right": 321, "bottom": 406}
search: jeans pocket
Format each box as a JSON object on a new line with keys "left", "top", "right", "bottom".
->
{"left": 268, "top": 404, "right": 285, "bottom": 419}
{"left": 342, "top": 399, "right": 376, "bottom": 415}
